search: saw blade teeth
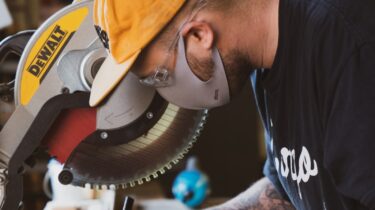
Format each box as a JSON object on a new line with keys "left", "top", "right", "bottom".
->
{"left": 172, "top": 159, "right": 180, "bottom": 164}
{"left": 165, "top": 163, "right": 172, "bottom": 170}
{"left": 120, "top": 183, "right": 127, "bottom": 189}
{"left": 204, "top": 113, "right": 209, "bottom": 119}
{"left": 152, "top": 172, "right": 158, "bottom": 178}
{"left": 159, "top": 168, "right": 166, "bottom": 174}
{"left": 129, "top": 181, "right": 136, "bottom": 187}
{"left": 145, "top": 176, "right": 151, "bottom": 182}
{"left": 178, "top": 154, "right": 184, "bottom": 159}
{"left": 137, "top": 179, "right": 144, "bottom": 185}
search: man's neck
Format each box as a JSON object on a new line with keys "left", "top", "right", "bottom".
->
{"left": 217, "top": 0, "right": 280, "bottom": 69}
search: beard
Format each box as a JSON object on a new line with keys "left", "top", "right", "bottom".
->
{"left": 222, "top": 49, "right": 254, "bottom": 97}
{"left": 187, "top": 48, "right": 253, "bottom": 98}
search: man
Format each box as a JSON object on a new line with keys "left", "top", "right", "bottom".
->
{"left": 90, "top": 0, "right": 375, "bottom": 209}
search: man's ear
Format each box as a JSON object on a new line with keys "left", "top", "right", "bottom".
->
{"left": 181, "top": 21, "right": 215, "bottom": 52}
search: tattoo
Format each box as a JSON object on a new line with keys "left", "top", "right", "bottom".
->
{"left": 253, "top": 183, "right": 295, "bottom": 210}
{"left": 205, "top": 178, "right": 295, "bottom": 210}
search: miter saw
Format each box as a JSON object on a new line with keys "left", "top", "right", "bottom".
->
{"left": 0, "top": 1, "right": 208, "bottom": 209}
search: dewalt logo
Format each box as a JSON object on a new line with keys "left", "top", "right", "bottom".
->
{"left": 27, "top": 25, "right": 68, "bottom": 78}
{"left": 20, "top": 6, "right": 88, "bottom": 106}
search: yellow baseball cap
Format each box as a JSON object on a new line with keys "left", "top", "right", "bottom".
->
{"left": 90, "top": 0, "right": 186, "bottom": 107}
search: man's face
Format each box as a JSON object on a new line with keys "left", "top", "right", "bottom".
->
{"left": 131, "top": 21, "right": 252, "bottom": 98}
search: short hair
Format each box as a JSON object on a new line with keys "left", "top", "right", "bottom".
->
{"left": 153, "top": 0, "right": 236, "bottom": 49}
{"left": 199, "top": 0, "right": 236, "bottom": 12}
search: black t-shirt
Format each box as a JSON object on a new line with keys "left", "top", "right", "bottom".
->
{"left": 251, "top": 0, "right": 375, "bottom": 209}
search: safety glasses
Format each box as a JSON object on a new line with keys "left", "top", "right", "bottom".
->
{"left": 138, "top": 66, "right": 171, "bottom": 87}
{"left": 138, "top": 1, "right": 207, "bottom": 88}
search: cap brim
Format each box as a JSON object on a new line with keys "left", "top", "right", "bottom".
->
{"left": 89, "top": 51, "right": 141, "bottom": 107}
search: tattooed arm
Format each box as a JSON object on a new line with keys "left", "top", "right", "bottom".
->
{"left": 205, "top": 177, "right": 295, "bottom": 210}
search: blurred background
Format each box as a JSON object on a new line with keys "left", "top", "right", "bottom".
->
{"left": 0, "top": 0, "right": 266, "bottom": 209}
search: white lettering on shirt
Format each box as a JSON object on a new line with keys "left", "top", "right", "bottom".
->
{"left": 273, "top": 143, "right": 318, "bottom": 199}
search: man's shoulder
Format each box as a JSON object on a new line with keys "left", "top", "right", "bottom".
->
{"left": 289, "top": 0, "right": 375, "bottom": 45}
{"left": 323, "top": 0, "right": 375, "bottom": 44}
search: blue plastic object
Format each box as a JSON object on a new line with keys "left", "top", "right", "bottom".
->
{"left": 172, "top": 157, "right": 209, "bottom": 208}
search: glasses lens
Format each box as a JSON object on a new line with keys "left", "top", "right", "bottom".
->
{"left": 139, "top": 67, "right": 171, "bottom": 87}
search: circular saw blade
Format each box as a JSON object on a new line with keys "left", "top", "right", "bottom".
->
{"left": 64, "top": 103, "right": 208, "bottom": 189}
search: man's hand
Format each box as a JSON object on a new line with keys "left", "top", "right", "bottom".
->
{"left": 205, "top": 177, "right": 295, "bottom": 210}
